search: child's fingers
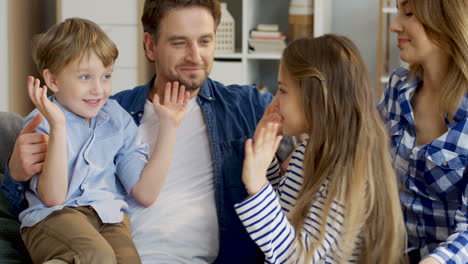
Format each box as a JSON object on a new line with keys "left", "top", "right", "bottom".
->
{"left": 33, "top": 79, "right": 43, "bottom": 109}
{"left": 40, "top": 85, "right": 49, "bottom": 108}
{"left": 255, "top": 127, "right": 266, "bottom": 151}
{"left": 244, "top": 138, "right": 253, "bottom": 158}
{"left": 163, "top": 82, "right": 171, "bottom": 104}
{"left": 27, "top": 76, "right": 35, "bottom": 102}
{"left": 171, "top": 81, "right": 179, "bottom": 103}
{"left": 272, "top": 135, "right": 283, "bottom": 153}
{"left": 177, "top": 85, "right": 186, "bottom": 104}
{"left": 153, "top": 94, "right": 161, "bottom": 107}
{"left": 183, "top": 91, "right": 190, "bottom": 105}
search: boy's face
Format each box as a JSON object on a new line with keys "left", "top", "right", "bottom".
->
{"left": 148, "top": 6, "right": 215, "bottom": 93}
{"left": 51, "top": 52, "right": 113, "bottom": 121}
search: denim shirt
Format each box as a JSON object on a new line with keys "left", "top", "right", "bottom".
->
{"left": 3, "top": 75, "right": 272, "bottom": 263}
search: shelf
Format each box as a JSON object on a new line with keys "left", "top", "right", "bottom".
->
{"left": 246, "top": 53, "right": 282, "bottom": 60}
{"left": 382, "top": 7, "right": 397, "bottom": 14}
{"left": 214, "top": 52, "right": 243, "bottom": 59}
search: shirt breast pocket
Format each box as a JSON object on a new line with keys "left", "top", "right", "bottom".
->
{"left": 221, "top": 136, "right": 250, "bottom": 188}
{"left": 425, "top": 147, "right": 467, "bottom": 198}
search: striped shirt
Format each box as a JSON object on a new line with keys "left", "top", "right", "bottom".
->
{"left": 378, "top": 67, "right": 468, "bottom": 263}
{"left": 235, "top": 142, "right": 360, "bottom": 263}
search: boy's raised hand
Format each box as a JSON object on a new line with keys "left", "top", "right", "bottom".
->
{"left": 243, "top": 123, "right": 282, "bottom": 196}
{"left": 152, "top": 81, "right": 190, "bottom": 127}
{"left": 27, "top": 76, "right": 65, "bottom": 127}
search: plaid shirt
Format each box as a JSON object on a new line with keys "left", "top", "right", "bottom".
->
{"left": 378, "top": 67, "right": 468, "bottom": 263}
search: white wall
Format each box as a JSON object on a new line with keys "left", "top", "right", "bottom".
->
{"left": 332, "top": 0, "right": 400, "bottom": 92}
{"left": 0, "top": 0, "right": 8, "bottom": 111}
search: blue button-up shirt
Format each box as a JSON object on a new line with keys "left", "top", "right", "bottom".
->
{"left": 3, "top": 76, "right": 272, "bottom": 263}
{"left": 378, "top": 67, "right": 468, "bottom": 263}
{"left": 18, "top": 98, "right": 148, "bottom": 228}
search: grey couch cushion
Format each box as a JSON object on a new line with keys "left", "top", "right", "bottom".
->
{"left": 0, "top": 112, "right": 23, "bottom": 173}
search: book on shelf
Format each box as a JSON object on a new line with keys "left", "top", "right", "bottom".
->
{"left": 250, "top": 30, "right": 282, "bottom": 38}
{"left": 251, "top": 35, "right": 286, "bottom": 40}
{"left": 248, "top": 38, "right": 286, "bottom": 53}
{"left": 256, "top": 24, "right": 279, "bottom": 32}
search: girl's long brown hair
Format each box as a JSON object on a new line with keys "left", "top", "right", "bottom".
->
{"left": 282, "top": 34, "right": 406, "bottom": 263}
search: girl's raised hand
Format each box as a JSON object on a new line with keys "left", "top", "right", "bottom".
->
{"left": 243, "top": 122, "right": 282, "bottom": 196}
{"left": 254, "top": 100, "right": 283, "bottom": 141}
{"left": 153, "top": 81, "right": 190, "bottom": 127}
{"left": 27, "top": 76, "right": 65, "bottom": 127}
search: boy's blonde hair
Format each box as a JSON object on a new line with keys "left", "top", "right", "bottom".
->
{"left": 407, "top": 0, "right": 468, "bottom": 118}
{"left": 32, "top": 17, "right": 118, "bottom": 75}
{"left": 282, "top": 34, "right": 407, "bottom": 263}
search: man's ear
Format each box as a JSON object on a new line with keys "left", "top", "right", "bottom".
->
{"left": 143, "top": 32, "right": 157, "bottom": 62}
{"left": 42, "top": 69, "right": 59, "bottom": 93}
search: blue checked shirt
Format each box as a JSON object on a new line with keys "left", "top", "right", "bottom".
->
{"left": 378, "top": 67, "right": 468, "bottom": 263}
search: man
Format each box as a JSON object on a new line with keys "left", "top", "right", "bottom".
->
{"left": 2, "top": 0, "right": 272, "bottom": 263}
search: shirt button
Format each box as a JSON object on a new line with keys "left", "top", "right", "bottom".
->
{"left": 208, "top": 96, "right": 214, "bottom": 101}
{"left": 130, "top": 111, "right": 135, "bottom": 115}
{"left": 442, "top": 161, "right": 448, "bottom": 166}
{"left": 17, "top": 186, "right": 23, "bottom": 190}
{"left": 138, "top": 113, "right": 143, "bottom": 117}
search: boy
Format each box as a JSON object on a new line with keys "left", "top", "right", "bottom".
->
{"left": 19, "top": 18, "right": 189, "bottom": 263}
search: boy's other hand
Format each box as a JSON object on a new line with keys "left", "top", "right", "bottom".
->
{"left": 152, "top": 81, "right": 190, "bottom": 127}
{"left": 9, "top": 113, "right": 48, "bottom": 182}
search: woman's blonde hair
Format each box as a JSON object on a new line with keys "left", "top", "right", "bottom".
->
{"left": 408, "top": 0, "right": 468, "bottom": 117}
{"left": 282, "top": 34, "right": 407, "bottom": 263}
{"left": 32, "top": 17, "right": 118, "bottom": 75}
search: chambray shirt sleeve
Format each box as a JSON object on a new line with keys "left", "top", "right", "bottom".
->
{"left": 429, "top": 179, "right": 468, "bottom": 264}
{"left": 114, "top": 112, "right": 149, "bottom": 195}
{"left": 0, "top": 110, "right": 48, "bottom": 215}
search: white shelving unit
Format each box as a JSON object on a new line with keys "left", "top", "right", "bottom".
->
{"left": 211, "top": 0, "right": 333, "bottom": 94}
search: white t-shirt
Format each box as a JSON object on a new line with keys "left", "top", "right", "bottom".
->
{"left": 127, "top": 99, "right": 219, "bottom": 263}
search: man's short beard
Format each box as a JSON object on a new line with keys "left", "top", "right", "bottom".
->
{"left": 178, "top": 74, "right": 207, "bottom": 92}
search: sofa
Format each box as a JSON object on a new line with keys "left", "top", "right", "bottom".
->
{"left": 0, "top": 112, "right": 66, "bottom": 264}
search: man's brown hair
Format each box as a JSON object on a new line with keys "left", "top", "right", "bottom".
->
{"left": 32, "top": 17, "right": 118, "bottom": 75}
{"left": 141, "top": 0, "right": 221, "bottom": 42}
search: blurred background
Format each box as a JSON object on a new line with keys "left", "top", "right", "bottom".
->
{"left": 0, "top": 0, "right": 400, "bottom": 117}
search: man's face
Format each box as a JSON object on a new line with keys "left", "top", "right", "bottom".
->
{"left": 152, "top": 7, "right": 215, "bottom": 92}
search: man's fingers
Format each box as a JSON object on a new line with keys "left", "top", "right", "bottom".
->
{"left": 21, "top": 114, "right": 43, "bottom": 135}
{"left": 29, "top": 162, "right": 45, "bottom": 176}
{"left": 23, "top": 142, "right": 48, "bottom": 155}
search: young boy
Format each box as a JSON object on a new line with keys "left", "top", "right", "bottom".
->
{"left": 19, "top": 18, "right": 189, "bottom": 263}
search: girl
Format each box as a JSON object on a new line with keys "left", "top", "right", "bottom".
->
{"left": 379, "top": 0, "right": 468, "bottom": 263}
{"left": 235, "top": 34, "right": 407, "bottom": 263}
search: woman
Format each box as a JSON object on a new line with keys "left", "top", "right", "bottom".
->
{"left": 379, "top": 0, "right": 468, "bottom": 263}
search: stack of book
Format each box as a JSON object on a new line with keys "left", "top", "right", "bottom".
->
{"left": 248, "top": 24, "right": 286, "bottom": 54}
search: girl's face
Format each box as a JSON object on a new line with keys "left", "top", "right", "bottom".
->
{"left": 390, "top": 0, "right": 442, "bottom": 64}
{"left": 276, "top": 63, "right": 307, "bottom": 137}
